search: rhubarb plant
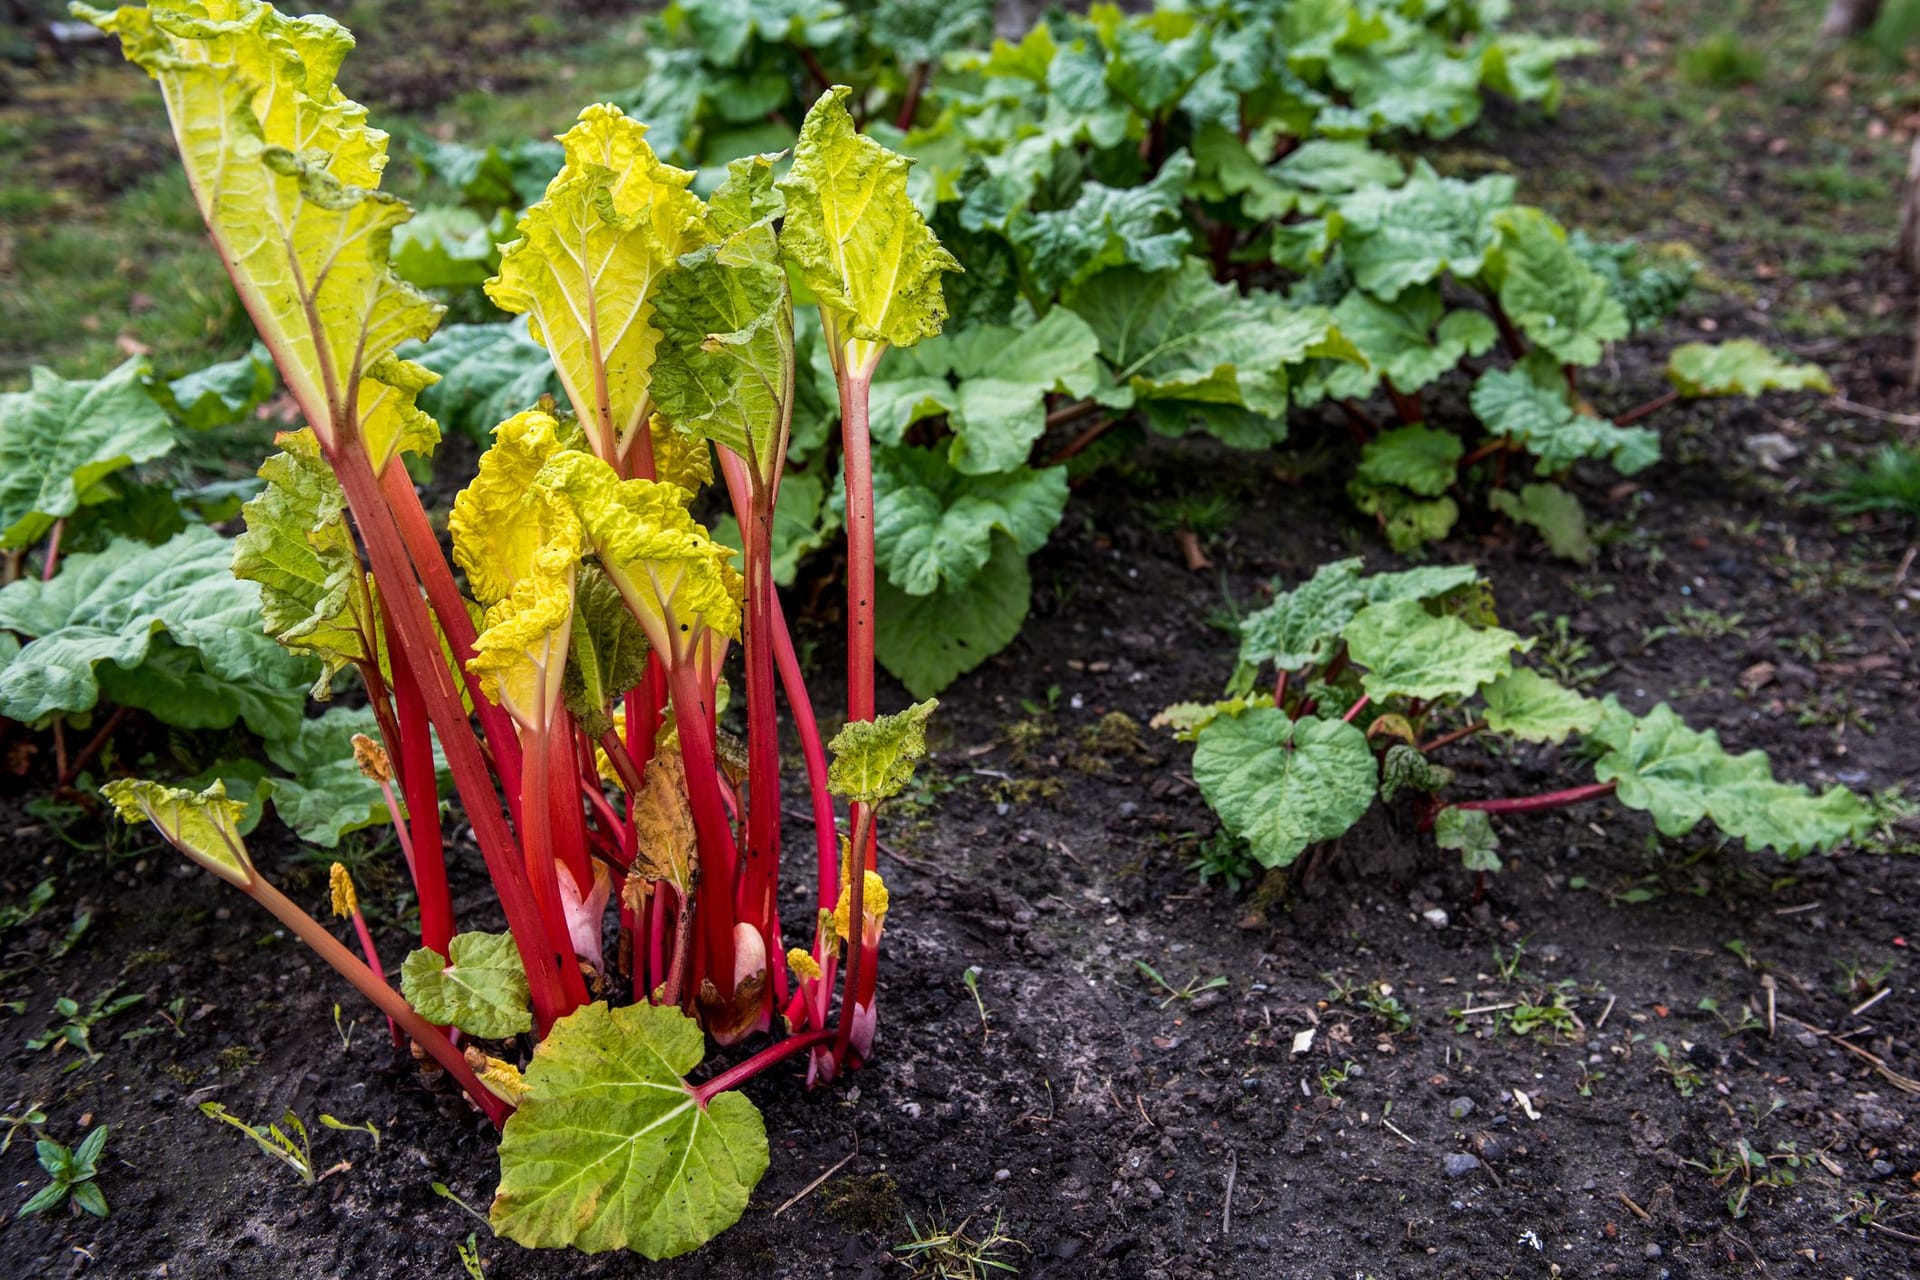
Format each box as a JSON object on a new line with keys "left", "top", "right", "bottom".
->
{"left": 84, "top": 0, "right": 948, "bottom": 1258}
{"left": 1164, "top": 559, "right": 1873, "bottom": 883}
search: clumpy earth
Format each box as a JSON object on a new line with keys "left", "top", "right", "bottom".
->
{"left": 3, "top": 1, "right": 1919, "bottom": 1277}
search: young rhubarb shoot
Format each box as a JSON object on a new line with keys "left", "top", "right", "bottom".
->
{"left": 100, "top": 779, "right": 509, "bottom": 1128}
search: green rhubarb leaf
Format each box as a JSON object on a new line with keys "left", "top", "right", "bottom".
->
{"left": 404, "top": 319, "right": 563, "bottom": 442}
{"left": 1067, "top": 259, "right": 1338, "bottom": 421}
{"left": 0, "top": 527, "right": 314, "bottom": 739}
{"left": 1381, "top": 743, "right": 1451, "bottom": 803}
{"left": 0, "top": 358, "right": 174, "bottom": 549}
{"left": 411, "top": 135, "right": 564, "bottom": 211}
{"left": 828, "top": 698, "right": 938, "bottom": 804}
{"left": 159, "top": 343, "right": 276, "bottom": 431}
{"left": 401, "top": 931, "right": 532, "bottom": 1039}
{"left": 1489, "top": 482, "right": 1593, "bottom": 563}
{"left": 1236, "top": 557, "right": 1480, "bottom": 673}
{"left": 651, "top": 155, "right": 792, "bottom": 475}
{"left": 1326, "top": 287, "right": 1498, "bottom": 397}
{"left": 562, "top": 566, "right": 653, "bottom": 738}
{"left": 263, "top": 706, "right": 411, "bottom": 848}
{"left": 1344, "top": 598, "right": 1531, "bottom": 702}
{"left": 1486, "top": 207, "right": 1628, "bottom": 367}
{"left": 1273, "top": 140, "right": 1405, "bottom": 198}
{"left": 875, "top": 533, "right": 1029, "bottom": 698}
{"left": 1666, "top": 340, "right": 1833, "bottom": 399}
{"left": 871, "top": 0, "right": 992, "bottom": 66}
{"left": 232, "top": 428, "right": 371, "bottom": 697}
{"left": 491, "top": 1001, "right": 767, "bottom": 1258}
{"left": 871, "top": 445, "right": 1068, "bottom": 596}
{"left": 1349, "top": 483, "right": 1459, "bottom": 553}
{"left": 1336, "top": 164, "right": 1516, "bottom": 300}
{"left": 1355, "top": 425, "right": 1463, "bottom": 498}
{"left": 1589, "top": 699, "right": 1873, "bottom": 857}
{"left": 1480, "top": 34, "right": 1598, "bottom": 112}
{"left": 1192, "top": 709, "right": 1376, "bottom": 869}
{"left": 1188, "top": 124, "right": 1297, "bottom": 221}
{"left": 1094, "top": 4, "right": 1211, "bottom": 113}
{"left": 1470, "top": 358, "right": 1659, "bottom": 474}
{"left": 671, "top": 0, "right": 848, "bottom": 66}
{"left": 779, "top": 87, "right": 961, "bottom": 355}
{"left": 1009, "top": 151, "right": 1195, "bottom": 296}
{"left": 867, "top": 306, "right": 1103, "bottom": 475}
{"left": 1478, "top": 669, "right": 1601, "bottom": 744}
{"left": 100, "top": 778, "right": 255, "bottom": 888}
{"left": 1327, "top": 40, "right": 1483, "bottom": 138}
{"left": 1434, "top": 806, "right": 1501, "bottom": 873}
{"left": 390, "top": 205, "right": 501, "bottom": 291}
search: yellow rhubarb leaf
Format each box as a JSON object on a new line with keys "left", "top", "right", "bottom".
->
{"left": 449, "top": 408, "right": 584, "bottom": 606}
{"left": 80, "top": 0, "right": 443, "bottom": 472}
{"left": 533, "top": 452, "right": 742, "bottom": 663}
{"left": 100, "top": 778, "right": 255, "bottom": 889}
{"left": 486, "top": 104, "right": 710, "bottom": 465}
{"left": 469, "top": 564, "right": 578, "bottom": 733}
{"left": 777, "top": 87, "right": 961, "bottom": 371}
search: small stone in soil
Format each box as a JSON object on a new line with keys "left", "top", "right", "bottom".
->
{"left": 1449, "top": 1096, "right": 1475, "bottom": 1120}
{"left": 1443, "top": 1153, "right": 1481, "bottom": 1177}
{"left": 1422, "top": 908, "right": 1449, "bottom": 929}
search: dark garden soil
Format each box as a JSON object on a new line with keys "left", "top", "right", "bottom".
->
{"left": 5, "top": 4, "right": 1920, "bottom": 1279}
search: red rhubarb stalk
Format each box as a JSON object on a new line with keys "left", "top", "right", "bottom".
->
{"left": 1455, "top": 780, "right": 1618, "bottom": 815}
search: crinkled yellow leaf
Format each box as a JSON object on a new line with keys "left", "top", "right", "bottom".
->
{"left": 777, "top": 87, "right": 961, "bottom": 367}
{"left": 534, "top": 452, "right": 741, "bottom": 662}
{"left": 646, "top": 413, "right": 714, "bottom": 494}
{"left": 80, "top": 0, "right": 443, "bottom": 472}
{"left": 449, "top": 409, "right": 582, "bottom": 606}
{"left": 827, "top": 698, "right": 937, "bottom": 804}
{"left": 486, "top": 104, "right": 710, "bottom": 463}
{"left": 100, "top": 777, "right": 255, "bottom": 888}
{"left": 469, "top": 567, "right": 578, "bottom": 732}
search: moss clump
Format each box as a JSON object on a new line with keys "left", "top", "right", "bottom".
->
{"left": 820, "top": 1172, "right": 901, "bottom": 1235}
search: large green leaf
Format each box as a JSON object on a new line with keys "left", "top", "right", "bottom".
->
{"left": 158, "top": 344, "right": 276, "bottom": 432}
{"left": 1485, "top": 208, "right": 1628, "bottom": 367}
{"left": 1480, "top": 34, "right": 1598, "bottom": 112}
{"left": 0, "top": 359, "right": 174, "bottom": 549}
{"left": 1489, "top": 482, "right": 1593, "bottom": 563}
{"left": 871, "top": 0, "right": 992, "bottom": 66}
{"left": 1327, "top": 40, "right": 1483, "bottom": 137}
{"left": 1325, "top": 286, "right": 1497, "bottom": 398}
{"left": 390, "top": 206, "right": 502, "bottom": 291}
{"left": 778, "top": 86, "right": 961, "bottom": 359}
{"left": 1666, "top": 340, "right": 1832, "bottom": 399}
{"left": 1192, "top": 709, "right": 1376, "bottom": 868}
{"left": 1349, "top": 483, "right": 1459, "bottom": 553}
{"left": 492, "top": 1001, "right": 767, "bottom": 1258}
{"left": 1355, "top": 424, "right": 1462, "bottom": 498}
{"left": 262, "top": 706, "right": 408, "bottom": 847}
{"left": 828, "top": 698, "right": 938, "bottom": 804}
{"left": 1236, "top": 557, "right": 1479, "bottom": 672}
{"left": 1009, "top": 151, "right": 1195, "bottom": 295}
{"left": 1470, "top": 358, "right": 1659, "bottom": 474}
{"left": 232, "top": 429, "right": 371, "bottom": 697}
{"left": 1344, "top": 598, "right": 1531, "bottom": 701}
{"left": 1478, "top": 668, "right": 1600, "bottom": 744}
{"left": 867, "top": 306, "right": 1102, "bottom": 476}
{"left": 871, "top": 445, "right": 1068, "bottom": 596}
{"left": 0, "top": 527, "right": 313, "bottom": 738}
{"left": 400, "top": 931, "right": 532, "bottom": 1039}
{"left": 875, "top": 532, "right": 1030, "bottom": 697}
{"left": 1067, "top": 259, "right": 1344, "bottom": 423}
{"left": 1336, "top": 164, "right": 1516, "bottom": 299}
{"left": 1589, "top": 699, "right": 1873, "bottom": 857}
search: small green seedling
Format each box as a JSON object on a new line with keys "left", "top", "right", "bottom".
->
{"left": 0, "top": 880, "right": 54, "bottom": 935}
{"left": 961, "top": 966, "right": 991, "bottom": 1041}
{"left": 1133, "top": 960, "right": 1228, "bottom": 1009}
{"left": 318, "top": 1114, "right": 380, "bottom": 1151}
{"left": 199, "top": 1103, "right": 349, "bottom": 1185}
{"left": 19, "top": 1126, "right": 110, "bottom": 1219}
{"left": 457, "top": 1234, "right": 487, "bottom": 1279}
{"left": 27, "top": 988, "right": 145, "bottom": 1069}
{"left": 2, "top": 1103, "right": 47, "bottom": 1154}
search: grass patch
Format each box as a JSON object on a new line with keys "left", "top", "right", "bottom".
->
{"left": 1678, "top": 32, "right": 1765, "bottom": 88}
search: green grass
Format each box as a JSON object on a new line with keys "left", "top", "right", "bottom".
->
{"left": 1678, "top": 33, "right": 1765, "bottom": 88}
